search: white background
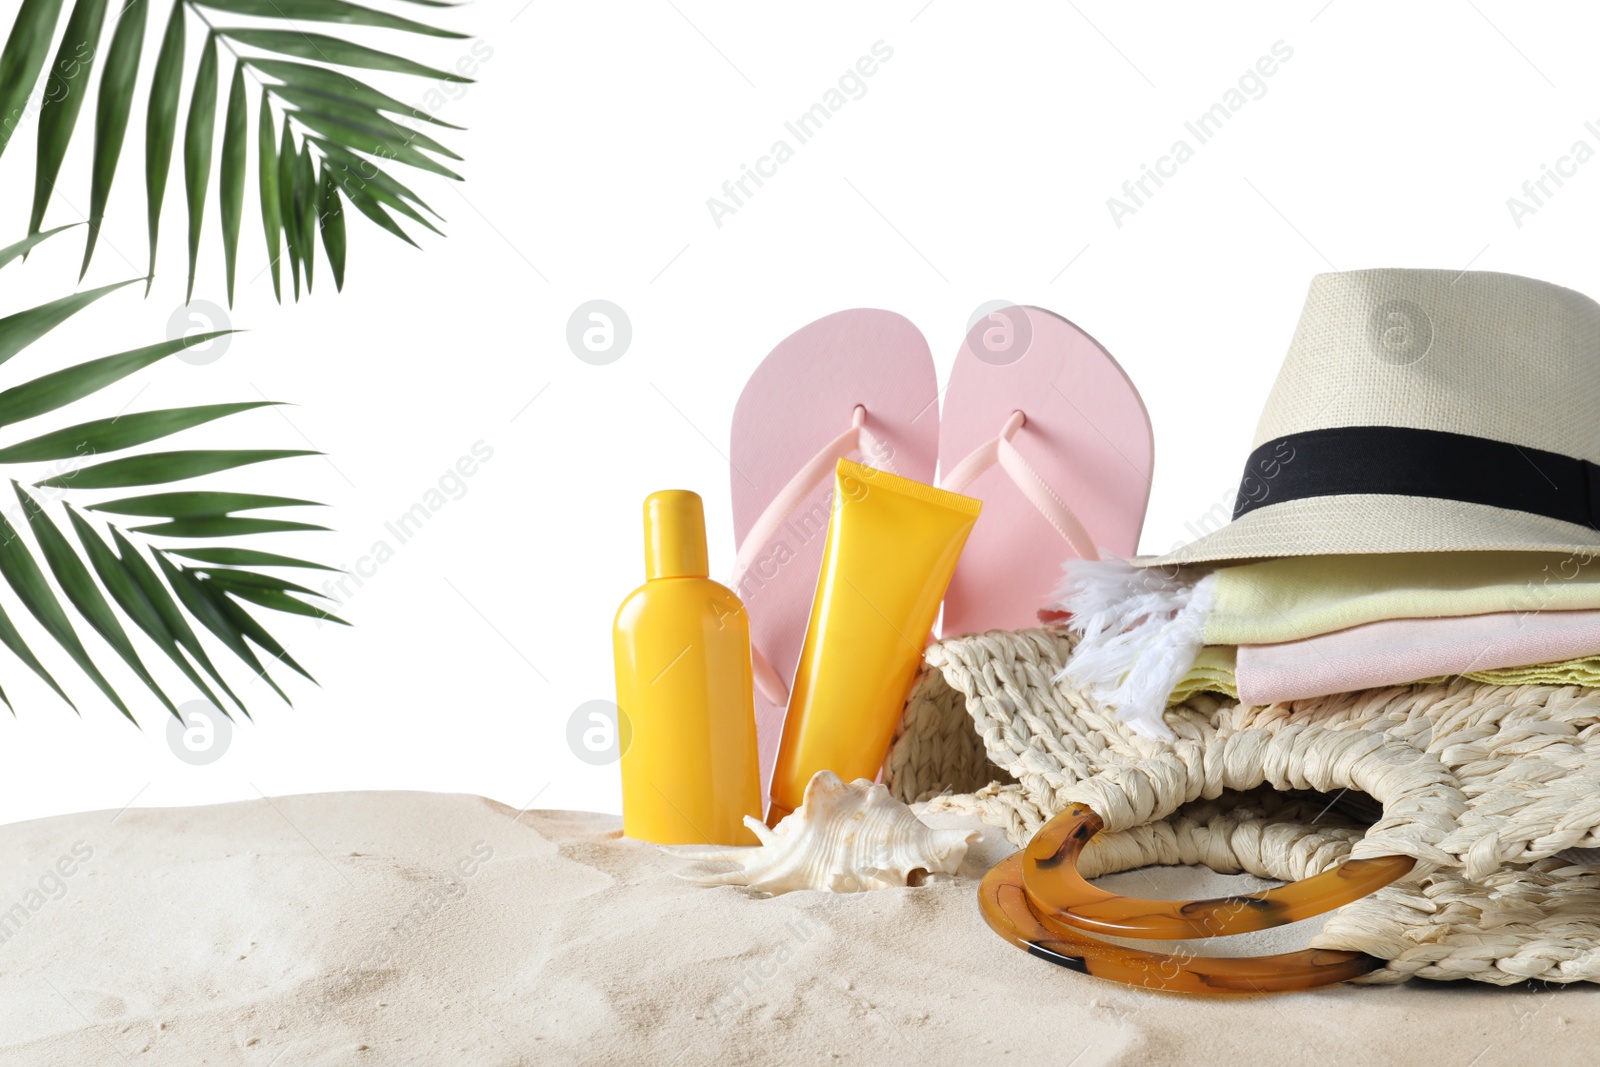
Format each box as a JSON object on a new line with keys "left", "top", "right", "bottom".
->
{"left": 0, "top": 0, "right": 1596, "bottom": 826}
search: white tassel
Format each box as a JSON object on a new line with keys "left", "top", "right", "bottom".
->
{"left": 1048, "top": 560, "right": 1217, "bottom": 739}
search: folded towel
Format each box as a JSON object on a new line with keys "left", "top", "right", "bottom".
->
{"left": 1208, "top": 551, "right": 1600, "bottom": 644}
{"left": 1055, "top": 552, "right": 1600, "bottom": 735}
{"left": 1233, "top": 608, "right": 1600, "bottom": 703}
{"left": 1170, "top": 643, "right": 1600, "bottom": 705}
{"left": 1168, "top": 645, "right": 1239, "bottom": 703}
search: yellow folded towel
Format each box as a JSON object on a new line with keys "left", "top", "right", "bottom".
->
{"left": 1167, "top": 645, "right": 1239, "bottom": 702}
{"left": 1450, "top": 658, "right": 1600, "bottom": 688}
{"left": 1207, "top": 551, "right": 1600, "bottom": 645}
{"left": 1056, "top": 552, "right": 1600, "bottom": 736}
{"left": 1169, "top": 647, "right": 1600, "bottom": 704}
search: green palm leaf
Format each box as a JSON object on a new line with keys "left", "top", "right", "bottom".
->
{"left": 81, "top": 0, "right": 146, "bottom": 279}
{"left": 256, "top": 93, "right": 281, "bottom": 302}
{"left": 0, "top": 1, "right": 472, "bottom": 721}
{"left": 1, "top": 224, "right": 78, "bottom": 271}
{"left": 0, "top": 594, "right": 74, "bottom": 711}
{"left": 210, "top": 579, "right": 345, "bottom": 626}
{"left": 0, "top": 401, "right": 277, "bottom": 461}
{"left": 219, "top": 65, "right": 246, "bottom": 305}
{"left": 0, "top": 272, "right": 336, "bottom": 721}
{"left": 192, "top": 566, "right": 324, "bottom": 597}
{"left": 314, "top": 141, "right": 442, "bottom": 232}
{"left": 168, "top": 546, "right": 338, "bottom": 571}
{"left": 277, "top": 123, "right": 300, "bottom": 299}
{"left": 336, "top": 183, "right": 416, "bottom": 246}
{"left": 67, "top": 508, "right": 233, "bottom": 715}
{"left": 218, "top": 28, "right": 468, "bottom": 80}
{"left": 37, "top": 447, "right": 318, "bottom": 489}
{"left": 0, "top": 0, "right": 67, "bottom": 164}
{"left": 313, "top": 138, "right": 442, "bottom": 216}
{"left": 0, "top": 279, "right": 137, "bottom": 366}
{"left": 89, "top": 490, "right": 320, "bottom": 517}
{"left": 29, "top": 0, "right": 110, "bottom": 234}
{"left": 181, "top": 31, "right": 218, "bottom": 302}
{"left": 157, "top": 551, "right": 292, "bottom": 703}
{"left": 247, "top": 59, "right": 463, "bottom": 129}
{"left": 131, "top": 516, "right": 330, "bottom": 537}
{"left": 194, "top": 574, "right": 320, "bottom": 678}
{"left": 193, "top": 0, "right": 464, "bottom": 38}
{"left": 143, "top": 0, "right": 185, "bottom": 292}
{"left": 296, "top": 142, "right": 316, "bottom": 293}
{"left": 111, "top": 526, "right": 249, "bottom": 715}
{"left": 287, "top": 107, "right": 462, "bottom": 180}
{"left": 319, "top": 162, "right": 346, "bottom": 291}
{"left": 16, "top": 482, "right": 178, "bottom": 717}
{"left": 275, "top": 90, "right": 461, "bottom": 160}
{"left": 0, "top": 330, "right": 233, "bottom": 428}
{"left": 0, "top": 231, "right": 330, "bottom": 720}
{"left": 0, "top": 0, "right": 469, "bottom": 298}
{"left": 0, "top": 499, "right": 134, "bottom": 721}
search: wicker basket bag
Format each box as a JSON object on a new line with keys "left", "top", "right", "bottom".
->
{"left": 886, "top": 627, "right": 1600, "bottom": 984}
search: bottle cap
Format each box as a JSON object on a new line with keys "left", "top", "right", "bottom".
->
{"left": 643, "top": 490, "right": 709, "bottom": 579}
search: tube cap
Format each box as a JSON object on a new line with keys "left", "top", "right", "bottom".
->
{"left": 643, "top": 490, "right": 709, "bottom": 579}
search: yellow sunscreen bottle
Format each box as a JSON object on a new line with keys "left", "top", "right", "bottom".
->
{"left": 614, "top": 490, "right": 763, "bottom": 845}
{"left": 767, "top": 459, "right": 982, "bottom": 826}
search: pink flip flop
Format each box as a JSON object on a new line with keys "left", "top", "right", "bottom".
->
{"left": 938, "top": 306, "right": 1153, "bottom": 637}
{"left": 731, "top": 310, "right": 940, "bottom": 802}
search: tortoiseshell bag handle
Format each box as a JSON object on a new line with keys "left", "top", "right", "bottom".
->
{"left": 979, "top": 855, "right": 1384, "bottom": 994}
{"left": 977, "top": 802, "right": 1415, "bottom": 992}
{"left": 1020, "top": 804, "right": 1414, "bottom": 940}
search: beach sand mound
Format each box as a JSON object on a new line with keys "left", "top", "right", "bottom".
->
{"left": 0, "top": 791, "right": 1590, "bottom": 1065}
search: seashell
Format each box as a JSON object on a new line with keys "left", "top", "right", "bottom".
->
{"left": 665, "top": 770, "right": 979, "bottom": 895}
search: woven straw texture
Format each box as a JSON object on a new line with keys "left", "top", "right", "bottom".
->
{"left": 885, "top": 626, "right": 1600, "bottom": 983}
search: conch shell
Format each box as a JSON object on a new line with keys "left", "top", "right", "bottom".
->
{"left": 667, "top": 770, "right": 979, "bottom": 895}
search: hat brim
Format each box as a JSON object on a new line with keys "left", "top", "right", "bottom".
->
{"left": 1139, "top": 494, "right": 1600, "bottom": 567}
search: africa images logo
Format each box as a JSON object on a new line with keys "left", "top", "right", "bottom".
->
{"left": 1105, "top": 40, "right": 1294, "bottom": 228}
{"left": 705, "top": 41, "right": 895, "bottom": 228}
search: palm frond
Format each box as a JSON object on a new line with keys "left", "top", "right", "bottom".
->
{"left": 0, "top": 0, "right": 470, "bottom": 304}
{"left": 0, "top": 0, "right": 66, "bottom": 163}
{"left": 0, "top": 225, "right": 337, "bottom": 722}
{"left": 0, "top": 224, "right": 79, "bottom": 270}
{"left": 29, "top": 0, "right": 109, "bottom": 235}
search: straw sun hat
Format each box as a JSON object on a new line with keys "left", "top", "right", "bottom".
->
{"left": 1149, "top": 267, "right": 1600, "bottom": 566}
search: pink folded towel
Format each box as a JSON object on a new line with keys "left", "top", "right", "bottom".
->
{"left": 1235, "top": 609, "right": 1600, "bottom": 705}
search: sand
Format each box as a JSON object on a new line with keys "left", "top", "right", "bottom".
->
{"left": 0, "top": 790, "right": 1594, "bottom": 1066}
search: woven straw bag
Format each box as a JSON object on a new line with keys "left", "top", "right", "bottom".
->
{"left": 886, "top": 627, "right": 1600, "bottom": 984}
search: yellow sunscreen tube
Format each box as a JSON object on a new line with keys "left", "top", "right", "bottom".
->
{"left": 767, "top": 458, "right": 981, "bottom": 825}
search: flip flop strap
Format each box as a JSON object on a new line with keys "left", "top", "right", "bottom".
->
{"left": 734, "top": 406, "right": 894, "bottom": 705}
{"left": 941, "top": 411, "right": 1101, "bottom": 562}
